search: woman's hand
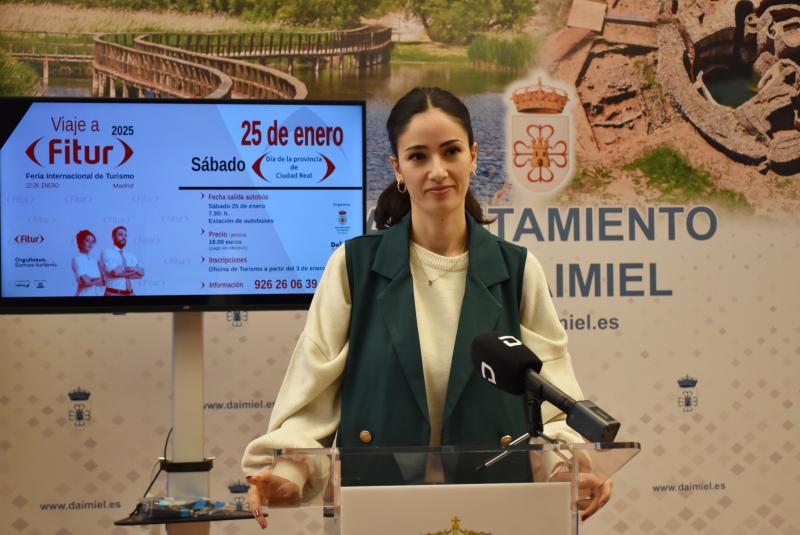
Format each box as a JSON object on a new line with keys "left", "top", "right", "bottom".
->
{"left": 549, "top": 470, "right": 613, "bottom": 521}
{"left": 246, "top": 467, "right": 301, "bottom": 529}
{"left": 576, "top": 473, "right": 613, "bottom": 521}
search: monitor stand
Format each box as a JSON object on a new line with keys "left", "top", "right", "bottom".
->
{"left": 167, "top": 311, "right": 209, "bottom": 535}
{"left": 115, "top": 312, "right": 251, "bottom": 530}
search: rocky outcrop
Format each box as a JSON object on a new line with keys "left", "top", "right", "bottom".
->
{"left": 769, "top": 130, "right": 800, "bottom": 173}
{"left": 657, "top": 0, "right": 800, "bottom": 174}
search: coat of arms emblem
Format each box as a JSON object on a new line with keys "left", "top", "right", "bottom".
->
{"left": 507, "top": 75, "right": 575, "bottom": 194}
{"left": 677, "top": 375, "right": 699, "bottom": 412}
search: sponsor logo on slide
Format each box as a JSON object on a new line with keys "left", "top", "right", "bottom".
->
{"left": 335, "top": 208, "right": 351, "bottom": 235}
{"left": 25, "top": 137, "right": 134, "bottom": 168}
{"left": 14, "top": 234, "right": 44, "bottom": 244}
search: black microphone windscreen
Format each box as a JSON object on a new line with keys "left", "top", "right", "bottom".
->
{"left": 470, "top": 332, "right": 543, "bottom": 396}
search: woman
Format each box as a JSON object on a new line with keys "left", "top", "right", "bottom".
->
{"left": 71, "top": 229, "right": 104, "bottom": 296}
{"left": 243, "top": 88, "right": 612, "bottom": 528}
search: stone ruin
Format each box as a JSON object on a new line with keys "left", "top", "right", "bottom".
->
{"left": 657, "top": 0, "right": 800, "bottom": 174}
{"left": 575, "top": 41, "right": 669, "bottom": 151}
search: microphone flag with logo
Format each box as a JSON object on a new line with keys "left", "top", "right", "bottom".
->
{"left": 470, "top": 332, "right": 542, "bottom": 396}
{"left": 470, "top": 332, "right": 621, "bottom": 443}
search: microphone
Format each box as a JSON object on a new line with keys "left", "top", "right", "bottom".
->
{"left": 471, "top": 332, "right": 620, "bottom": 443}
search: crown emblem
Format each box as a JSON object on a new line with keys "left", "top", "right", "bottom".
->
{"left": 677, "top": 375, "right": 698, "bottom": 388}
{"left": 68, "top": 387, "right": 91, "bottom": 401}
{"left": 422, "top": 516, "right": 491, "bottom": 535}
{"left": 511, "top": 78, "right": 569, "bottom": 114}
{"left": 228, "top": 481, "right": 249, "bottom": 494}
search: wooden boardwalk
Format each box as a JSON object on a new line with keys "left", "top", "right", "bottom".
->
{"left": 143, "top": 26, "right": 393, "bottom": 72}
{"left": 3, "top": 26, "right": 393, "bottom": 99}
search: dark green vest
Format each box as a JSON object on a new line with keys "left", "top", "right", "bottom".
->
{"left": 340, "top": 213, "right": 531, "bottom": 485}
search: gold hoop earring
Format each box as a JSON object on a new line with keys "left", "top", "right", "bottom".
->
{"left": 396, "top": 180, "right": 407, "bottom": 194}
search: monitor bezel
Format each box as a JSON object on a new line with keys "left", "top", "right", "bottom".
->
{"left": 0, "top": 96, "right": 367, "bottom": 314}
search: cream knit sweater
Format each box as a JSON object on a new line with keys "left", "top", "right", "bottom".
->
{"left": 242, "top": 243, "right": 585, "bottom": 491}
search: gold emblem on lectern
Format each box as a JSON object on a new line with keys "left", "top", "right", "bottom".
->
{"left": 421, "top": 516, "right": 492, "bottom": 535}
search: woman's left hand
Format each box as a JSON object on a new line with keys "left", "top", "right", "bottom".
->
{"left": 576, "top": 473, "right": 613, "bottom": 521}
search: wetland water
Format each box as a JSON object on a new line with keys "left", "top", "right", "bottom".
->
{"left": 704, "top": 68, "right": 759, "bottom": 109}
{"left": 48, "top": 61, "right": 518, "bottom": 203}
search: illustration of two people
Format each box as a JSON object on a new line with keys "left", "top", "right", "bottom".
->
{"left": 71, "top": 226, "right": 144, "bottom": 296}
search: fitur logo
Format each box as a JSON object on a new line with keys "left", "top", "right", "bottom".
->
{"left": 677, "top": 375, "right": 699, "bottom": 412}
{"left": 507, "top": 73, "right": 575, "bottom": 194}
{"left": 25, "top": 137, "right": 134, "bottom": 168}
{"left": 14, "top": 234, "right": 44, "bottom": 244}
{"left": 67, "top": 386, "right": 92, "bottom": 427}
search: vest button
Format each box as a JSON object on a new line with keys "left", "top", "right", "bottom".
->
{"left": 500, "top": 435, "right": 513, "bottom": 446}
{"left": 359, "top": 430, "right": 373, "bottom": 444}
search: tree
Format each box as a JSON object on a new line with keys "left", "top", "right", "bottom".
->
{"left": 0, "top": 50, "right": 39, "bottom": 96}
{"left": 274, "top": 0, "right": 381, "bottom": 27}
{"left": 405, "top": 0, "right": 535, "bottom": 44}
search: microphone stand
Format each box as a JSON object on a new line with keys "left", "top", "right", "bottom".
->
{"left": 476, "top": 391, "right": 567, "bottom": 472}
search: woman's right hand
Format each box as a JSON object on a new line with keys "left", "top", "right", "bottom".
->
{"left": 246, "top": 467, "right": 301, "bottom": 529}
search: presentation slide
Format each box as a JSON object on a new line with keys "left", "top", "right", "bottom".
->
{"left": 0, "top": 101, "right": 364, "bottom": 298}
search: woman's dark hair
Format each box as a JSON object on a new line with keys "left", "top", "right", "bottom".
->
{"left": 75, "top": 229, "right": 96, "bottom": 247}
{"left": 374, "top": 87, "right": 493, "bottom": 229}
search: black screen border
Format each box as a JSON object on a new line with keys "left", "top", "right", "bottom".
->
{"left": 0, "top": 96, "right": 367, "bottom": 314}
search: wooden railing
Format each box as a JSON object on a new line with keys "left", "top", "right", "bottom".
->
{"left": 143, "top": 26, "right": 393, "bottom": 59}
{"left": 6, "top": 26, "right": 391, "bottom": 99}
{"left": 94, "top": 35, "right": 233, "bottom": 99}
{"left": 133, "top": 34, "right": 307, "bottom": 99}
{"left": 0, "top": 30, "right": 95, "bottom": 58}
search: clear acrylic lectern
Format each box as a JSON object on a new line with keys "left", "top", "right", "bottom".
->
{"left": 246, "top": 442, "right": 640, "bottom": 535}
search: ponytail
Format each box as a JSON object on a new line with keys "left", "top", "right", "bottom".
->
{"left": 374, "top": 181, "right": 411, "bottom": 229}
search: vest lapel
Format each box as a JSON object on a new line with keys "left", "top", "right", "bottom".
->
{"left": 370, "top": 214, "right": 513, "bottom": 429}
{"left": 442, "top": 217, "right": 511, "bottom": 425}
{"left": 372, "top": 216, "right": 430, "bottom": 425}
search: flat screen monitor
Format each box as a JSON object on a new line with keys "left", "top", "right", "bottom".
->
{"left": 0, "top": 98, "right": 366, "bottom": 313}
